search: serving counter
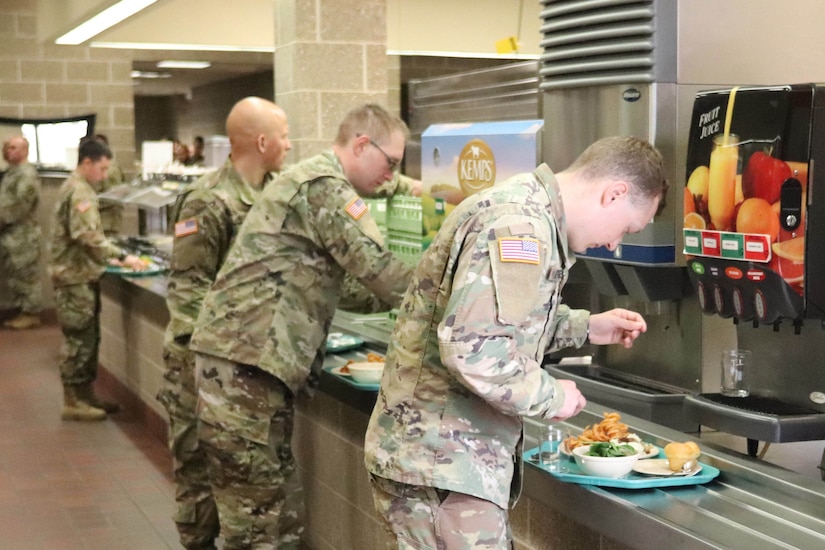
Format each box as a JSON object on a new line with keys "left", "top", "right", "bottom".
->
{"left": 98, "top": 272, "right": 825, "bottom": 550}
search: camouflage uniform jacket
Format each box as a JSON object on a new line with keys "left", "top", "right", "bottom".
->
{"left": 165, "top": 158, "right": 269, "bottom": 346}
{"left": 190, "top": 149, "right": 414, "bottom": 394}
{"left": 364, "top": 164, "right": 590, "bottom": 509}
{"left": 49, "top": 172, "right": 122, "bottom": 287}
{"left": 98, "top": 157, "right": 124, "bottom": 235}
{"left": 0, "top": 162, "right": 40, "bottom": 241}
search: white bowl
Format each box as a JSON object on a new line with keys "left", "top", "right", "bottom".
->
{"left": 347, "top": 362, "right": 384, "bottom": 384}
{"left": 572, "top": 444, "right": 642, "bottom": 478}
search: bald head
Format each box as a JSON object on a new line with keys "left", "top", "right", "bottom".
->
{"left": 225, "top": 97, "right": 291, "bottom": 183}
{"left": 3, "top": 136, "right": 29, "bottom": 166}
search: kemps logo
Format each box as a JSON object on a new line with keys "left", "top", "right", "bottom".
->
{"left": 458, "top": 138, "right": 496, "bottom": 196}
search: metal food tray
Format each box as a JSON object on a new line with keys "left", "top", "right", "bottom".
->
{"left": 524, "top": 447, "right": 720, "bottom": 489}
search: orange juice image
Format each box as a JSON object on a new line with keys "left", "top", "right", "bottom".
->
{"left": 707, "top": 134, "right": 739, "bottom": 231}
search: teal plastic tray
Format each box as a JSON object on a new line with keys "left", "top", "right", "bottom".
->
{"left": 324, "top": 366, "right": 379, "bottom": 391}
{"left": 105, "top": 263, "right": 166, "bottom": 277}
{"left": 523, "top": 447, "right": 720, "bottom": 489}
{"left": 326, "top": 332, "right": 365, "bottom": 353}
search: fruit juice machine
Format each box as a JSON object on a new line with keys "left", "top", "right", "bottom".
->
{"left": 682, "top": 84, "right": 825, "bottom": 453}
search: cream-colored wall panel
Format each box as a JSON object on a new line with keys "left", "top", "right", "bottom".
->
{"left": 40, "top": 0, "right": 540, "bottom": 57}
{"left": 96, "top": 0, "right": 274, "bottom": 49}
{"left": 387, "top": 0, "right": 541, "bottom": 56}
{"left": 678, "top": 0, "right": 825, "bottom": 85}
{"left": 40, "top": 0, "right": 274, "bottom": 49}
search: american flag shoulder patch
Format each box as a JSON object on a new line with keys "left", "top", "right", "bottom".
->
{"left": 175, "top": 218, "right": 199, "bottom": 237}
{"left": 345, "top": 196, "right": 367, "bottom": 220}
{"left": 498, "top": 237, "right": 540, "bottom": 265}
{"left": 76, "top": 200, "right": 91, "bottom": 213}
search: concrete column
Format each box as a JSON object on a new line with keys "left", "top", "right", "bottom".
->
{"left": 274, "top": 0, "right": 389, "bottom": 160}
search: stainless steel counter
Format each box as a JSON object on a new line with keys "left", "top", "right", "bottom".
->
{"left": 523, "top": 406, "right": 825, "bottom": 550}
{"left": 327, "top": 312, "right": 825, "bottom": 550}
{"left": 102, "top": 276, "right": 825, "bottom": 549}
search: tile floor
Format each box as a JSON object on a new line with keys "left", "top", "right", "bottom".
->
{"left": 0, "top": 322, "right": 181, "bottom": 549}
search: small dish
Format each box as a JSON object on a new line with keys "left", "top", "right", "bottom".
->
{"left": 563, "top": 441, "right": 659, "bottom": 459}
{"left": 632, "top": 458, "right": 703, "bottom": 477}
{"left": 571, "top": 445, "right": 641, "bottom": 478}
{"left": 347, "top": 362, "right": 385, "bottom": 385}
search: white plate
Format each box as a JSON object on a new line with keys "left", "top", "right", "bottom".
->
{"left": 330, "top": 366, "right": 351, "bottom": 377}
{"left": 632, "top": 458, "right": 703, "bottom": 476}
{"left": 563, "top": 441, "right": 660, "bottom": 459}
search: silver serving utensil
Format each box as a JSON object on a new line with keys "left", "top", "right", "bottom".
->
{"left": 668, "top": 459, "right": 699, "bottom": 477}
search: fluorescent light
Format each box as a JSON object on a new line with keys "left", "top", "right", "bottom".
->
{"left": 91, "top": 41, "right": 274, "bottom": 53}
{"left": 56, "top": 0, "right": 158, "bottom": 45}
{"left": 131, "top": 70, "right": 171, "bottom": 79}
{"left": 157, "top": 60, "right": 212, "bottom": 69}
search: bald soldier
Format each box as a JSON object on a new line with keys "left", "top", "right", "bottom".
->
{"left": 189, "top": 103, "right": 415, "bottom": 548}
{"left": 0, "top": 136, "right": 44, "bottom": 330}
{"left": 157, "top": 97, "right": 291, "bottom": 550}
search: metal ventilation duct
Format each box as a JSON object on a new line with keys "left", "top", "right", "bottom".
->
{"left": 539, "top": 0, "right": 676, "bottom": 90}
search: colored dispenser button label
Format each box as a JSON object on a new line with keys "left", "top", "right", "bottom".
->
{"left": 682, "top": 229, "right": 771, "bottom": 262}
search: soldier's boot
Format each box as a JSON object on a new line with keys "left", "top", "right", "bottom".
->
{"left": 75, "top": 382, "right": 121, "bottom": 414}
{"left": 3, "top": 313, "right": 42, "bottom": 330}
{"left": 62, "top": 386, "right": 107, "bottom": 421}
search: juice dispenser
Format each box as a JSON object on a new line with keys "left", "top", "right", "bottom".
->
{"left": 683, "top": 84, "right": 825, "bottom": 326}
{"left": 682, "top": 84, "right": 825, "bottom": 453}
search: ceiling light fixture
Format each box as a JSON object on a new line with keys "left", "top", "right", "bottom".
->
{"left": 55, "top": 0, "right": 158, "bottom": 45}
{"left": 130, "top": 70, "right": 172, "bottom": 79}
{"left": 90, "top": 42, "right": 274, "bottom": 53}
{"left": 157, "top": 60, "right": 212, "bottom": 70}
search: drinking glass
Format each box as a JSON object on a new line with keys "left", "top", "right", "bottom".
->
{"left": 721, "top": 349, "right": 751, "bottom": 397}
{"left": 541, "top": 425, "right": 567, "bottom": 472}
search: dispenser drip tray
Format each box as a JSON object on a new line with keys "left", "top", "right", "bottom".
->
{"left": 685, "top": 393, "right": 825, "bottom": 443}
{"left": 545, "top": 364, "right": 693, "bottom": 432}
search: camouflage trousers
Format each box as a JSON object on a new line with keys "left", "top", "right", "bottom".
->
{"left": 195, "top": 354, "right": 304, "bottom": 549}
{"left": 0, "top": 233, "right": 43, "bottom": 313}
{"left": 158, "top": 342, "right": 220, "bottom": 549}
{"left": 55, "top": 283, "right": 100, "bottom": 386}
{"left": 370, "top": 476, "right": 512, "bottom": 550}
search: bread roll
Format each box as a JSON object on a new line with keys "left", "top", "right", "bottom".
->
{"left": 664, "top": 441, "right": 701, "bottom": 471}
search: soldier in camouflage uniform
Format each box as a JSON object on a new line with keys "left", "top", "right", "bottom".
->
{"left": 158, "top": 97, "right": 291, "bottom": 550}
{"left": 0, "top": 136, "right": 44, "bottom": 330}
{"left": 364, "top": 136, "right": 669, "bottom": 549}
{"left": 49, "top": 138, "right": 147, "bottom": 422}
{"left": 189, "top": 104, "right": 416, "bottom": 549}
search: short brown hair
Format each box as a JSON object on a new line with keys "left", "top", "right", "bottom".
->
{"left": 335, "top": 104, "right": 409, "bottom": 146}
{"left": 568, "top": 136, "right": 669, "bottom": 208}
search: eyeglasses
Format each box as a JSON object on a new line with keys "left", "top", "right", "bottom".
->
{"left": 368, "top": 139, "right": 401, "bottom": 172}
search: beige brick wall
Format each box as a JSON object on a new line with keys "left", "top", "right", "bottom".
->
{"left": 0, "top": 0, "right": 136, "bottom": 175}
{"left": 274, "top": 0, "right": 390, "bottom": 161}
{"left": 0, "top": 0, "right": 137, "bottom": 311}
